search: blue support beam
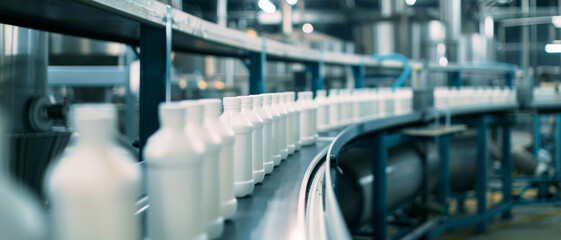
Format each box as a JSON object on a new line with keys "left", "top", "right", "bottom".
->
{"left": 437, "top": 135, "right": 451, "bottom": 216}
{"left": 505, "top": 72, "right": 514, "bottom": 88}
{"left": 372, "top": 132, "right": 388, "bottom": 240}
{"left": 248, "top": 50, "right": 266, "bottom": 95}
{"left": 556, "top": 114, "right": 561, "bottom": 175}
{"left": 476, "top": 114, "right": 488, "bottom": 233}
{"left": 306, "top": 61, "right": 324, "bottom": 97}
{"left": 448, "top": 71, "right": 462, "bottom": 89}
{"left": 139, "top": 24, "right": 169, "bottom": 160}
{"left": 533, "top": 114, "right": 540, "bottom": 158}
{"left": 501, "top": 123, "right": 513, "bottom": 219}
{"left": 351, "top": 64, "right": 365, "bottom": 89}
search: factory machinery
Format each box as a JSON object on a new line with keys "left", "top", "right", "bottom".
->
{"left": 2, "top": 1, "right": 561, "bottom": 240}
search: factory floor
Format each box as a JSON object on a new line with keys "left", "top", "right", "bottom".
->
{"left": 436, "top": 205, "right": 561, "bottom": 240}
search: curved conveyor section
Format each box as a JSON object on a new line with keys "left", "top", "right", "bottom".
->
{"left": 303, "top": 103, "right": 541, "bottom": 240}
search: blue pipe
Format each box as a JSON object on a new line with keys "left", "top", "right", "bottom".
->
{"left": 370, "top": 53, "right": 411, "bottom": 92}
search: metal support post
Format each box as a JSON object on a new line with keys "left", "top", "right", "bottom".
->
{"left": 448, "top": 71, "right": 462, "bottom": 89}
{"left": 139, "top": 24, "right": 169, "bottom": 160}
{"left": 476, "top": 114, "right": 488, "bottom": 233}
{"left": 352, "top": 64, "right": 365, "bottom": 89}
{"left": 555, "top": 113, "right": 561, "bottom": 176}
{"left": 437, "top": 135, "right": 451, "bottom": 216}
{"left": 246, "top": 38, "right": 266, "bottom": 95}
{"left": 248, "top": 51, "right": 265, "bottom": 94}
{"left": 306, "top": 61, "right": 324, "bottom": 97}
{"left": 505, "top": 72, "right": 514, "bottom": 88}
{"left": 533, "top": 114, "right": 540, "bottom": 158}
{"left": 372, "top": 132, "right": 388, "bottom": 240}
{"left": 501, "top": 123, "right": 512, "bottom": 218}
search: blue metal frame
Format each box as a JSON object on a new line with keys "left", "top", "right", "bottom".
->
{"left": 556, "top": 114, "right": 561, "bottom": 175}
{"left": 533, "top": 114, "right": 540, "bottom": 158}
{"left": 306, "top": 61, "right": 325, "bottom": 97}
{"left": 475, "top": 114, "right": 489, "bottom": 233}
{"left": 351, "top": 64, "right": 365, "bottom": 89}
{"left": 501, "top": 123, "right": 513, "bottom": 219}
{"left": 139, "top": 24, "right": 169, "bottom": 160}
{"left": 245, "top": 38, "right": 266, "bottom": 95}
{"left": 437, "top": 135, "right": 451, "bottom": 217}
{"left": 372, "top": 131, "right": 388, "bottom": 240}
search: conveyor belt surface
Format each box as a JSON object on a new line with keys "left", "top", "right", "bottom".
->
{"left": 220, "top": 140, "right": 330, "bottom": 240}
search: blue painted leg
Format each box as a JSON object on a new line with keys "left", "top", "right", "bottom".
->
{"left": 476, "top": 115, "right": 488, "bottom": 233}
{"left": 502, "top": 123, "right": 512, "bottom": 219}
{"left": 533, "top": 114, "right": 540, "bottom": 158}
{"left": 437, "top": 135, "right": 451, "bottom": 216}
{"left": 139, "top": 24, "right": 169, "bottom": 160}
{"left": 373, "top": 132, "right": 388, "bottom": 240}
{"left": 352, "top": 64, "right": 365, "bottom": 89}
{"left": 306, "top": 61, "right": 324, "bottom": 97}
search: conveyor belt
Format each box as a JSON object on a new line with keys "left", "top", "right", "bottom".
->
{"left": 220, "top": 140, "right": 331, "bottom": 240}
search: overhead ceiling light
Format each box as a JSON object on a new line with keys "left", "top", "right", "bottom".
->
{"left": 405, "top": 0, "right": 416, "bottom": 6}
{"left": 545, "top": 43, "right": 561, "bottom": 53}
{"left": 258, "top": 0, "right": 276, "bottom": 14}
{"left": 302, "top": 23, "right": 314, "bottom": 33}
{"left": 552, "top": 16, "right": 561, "bottom": 28}
{"left": 287, "top": 0, "right": 297, "bottom": 5}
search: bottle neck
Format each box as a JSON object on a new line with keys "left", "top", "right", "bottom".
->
{"left": 241, "top": 103, "right": 253, "bottom": 109}
{"left": 76, "top": 118, "right": 114, "bottom": 148}
{"left": 224, "top": 105, "right": 241, "bottom": 112}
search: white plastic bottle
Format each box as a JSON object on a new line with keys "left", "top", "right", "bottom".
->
{"left": 328, "top": 89, "right": 341, "bottom": 129}
{"left": 280, "top": 93, "right": 295, "bottom": 155}
{"left": 251, "top": 95, "right": 274, "bottom": 174}
{"left": 298, "top": 92, "right": 313, "bottom": 145}
{"left": 144, "top": 102, "right": 206, "bottom": 240}
{"left": 340, "top": 89, "right": 353, "bottom": 126}
{"left": 240, "top": 96, "right": 265, "bottom": 184}
{"left": 47, "top": 104, "right": 141, "bottom": 240}
{"left": 272, "top": 93, "right": 288, "bottom": 160}
{"left": 200, "top": 99, "right": 237, "bottom": 220}
{"left": 315, "top": 90, "right": 329, "bottom": 133}
{"left": 182, "top": 101, "right": 224, "bottom": 238}
{"left": 263, "top": 94, "right": 282, "bottom": 166}
{"left": 0, "top": 111, "right": 46, "bottom": 240}
{"left": 307, "top": 92, "right": 319, "bottom": 141}
{"left": 288, "top": 92, "right": 302, "bottom": 151}
{"left": 220, "top": 97, "right": 254, "bottom": 197}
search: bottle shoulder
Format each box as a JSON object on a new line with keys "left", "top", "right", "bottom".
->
{"left": 219, "top": 112, "right": 254, "bottom": 133}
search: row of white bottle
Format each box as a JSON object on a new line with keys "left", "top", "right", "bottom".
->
{"left": 434, "top": 86, "right": 517, "bottom": 109}
{"left": 315, "top": 88, "right": 414, "bottom": 132}
{"left": 220, "top": 92, "right": 318, "bottom": 199}
{"left": 42, "top": 91, "right": 321, "bottom": 240}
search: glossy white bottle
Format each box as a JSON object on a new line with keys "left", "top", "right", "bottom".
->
{"left": 241, "top": 96, "right": 265, "bottom": 184}
{"left": 0, "top": 111, "right": 46, "bottom": 240}
{"left": 183, "top": 101, "right": 224, "bottom": 239}
{"left": 263, "top": 94, "right": 282, "bottom": 166}
{"left": 328, "top": 89, "right": 341, "bottom": 129}
{"left": 288, "top": 92, "right": 302, "bottom": 151}
{"left": 144, "top": 103, "right": 206, "bottom": 240}
{"left": 252, "top": 95, "right": 274, "bottom": 174}
{"left": 47, "top": 104, "right": 141, "bottom": 240}
{"left": 340, "top": 89, "right": 353, "bottom": 126}
{"left": 200, "top": 99, "right": 237, "bottom": 219}
{"left": 220, "top": 97, "right": 254, "bottom": 197}
{"left": 272, "top": 93, "right": 288, "bottom": 160}
{"left": 280, "top": 93, "right": 295, "bottom": 155}
{"left": 298, "top": 92, "right": 313, "bottom": 145}
{"left": 315, "top": 90, "right": 329, "bottom": 133}
{"left": 307, "top": 92, "right": 319, "bottom": 141}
